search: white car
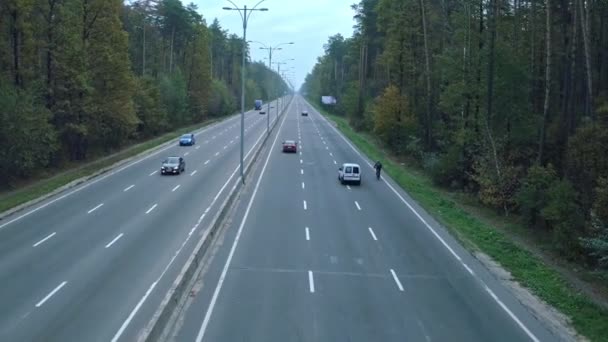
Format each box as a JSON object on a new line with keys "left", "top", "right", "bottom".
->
{"left": 338, "top": 163, "right": 361, "bottom": 185}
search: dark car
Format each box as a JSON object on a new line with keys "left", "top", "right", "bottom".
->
{"left": 301, "top": 110, "right": 309, "bottom": 116}
{"left": 179, "top": 133, "right": 195, "bottom": 146}
{"left": 282, "top": 140, "right": 297, "bottom": 153}
{"left": 161, "top": 156, "right": 185, "bottom": 175}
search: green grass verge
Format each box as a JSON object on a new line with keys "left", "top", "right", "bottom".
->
{"left": 0, "top": 119, "right": 220, "bottom": 214}
{"left": 313, "top": 104, "right": 608, "bottom": 341}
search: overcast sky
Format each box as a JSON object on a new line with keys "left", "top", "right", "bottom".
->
{"left": 192, "top": 0, "right": 356, "bottom": 89}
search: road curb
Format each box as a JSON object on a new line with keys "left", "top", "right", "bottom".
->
{"left": 0, "top": 116, "right": 240, "bottom": 222}
{"left": 137, "top": 97, "right": 293, "bottom": 342}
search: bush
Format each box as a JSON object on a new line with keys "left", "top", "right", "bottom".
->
{"left": 0, "top": 86, "right": 58, "bottom": 183}
{"left": 472, "top": 150, "right": 521, "bottom": 214}
{"left": 542, "top": 179, "right": 584, "bottom": 258}
{"left": 430, "top": 143, "right": 465, "bottom": 189}
{"left": 566, "top": 125, "right": 608, "bottom": 212}
{"left": 160, "top": 71, "right": 189, "bottom": 127}
{"left": 208, "top": 79, "right": 236, "bottom": 117}
{"left": 593, "top": 177, "right": 608, "bottom": 223}
{"left": 579, "top": 178, "right": 608, "bottom": 268}
{"left": 516, "top": 164, "right": 558, "bottom": 227}
{"left": 133, "top": 76, "right": 168, "bottom": 138}
{"left": 580, "top": 212, "right": 608, "bottom": 269}
{"left": 373, "top": 85, "right": 416, "bottom": 153}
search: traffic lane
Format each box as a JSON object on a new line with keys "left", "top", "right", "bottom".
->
{"left": 0, "top": 111, "right": 267, "bottom": 264}
{"left": 306, "top": 166, "right": 531, "bottom": 341}
{"left": 169, "top": 99, "right": 297, "bottom": 342}
{"left": 186, "top": 100, "right": 425, "bottom": 342}
{"left": 0, "top": 107, "right": 276, "bottom": 342}
{"left": 293, "top": 107, "right": 430, "bottom": 341}
{"left": 0, "top": 110, "right": 256, "bottom": 254}
{"left": 0, "top": 112, "right": 266, "bottom": 290}
{"left": 216, "top": 111, "right": 307, "bottom": 272}
{"left": 299, "top": 140, "right": 390, "bottom": 275}
{"left": 311, "top": 271, "right": 428, "bottom": 342}
{"left": 199, "top": 268, "right": 313, "bottom": 342}
{"left": 0, "top": 108, "right": 262, "bottom": 241}
{"left": 0, "top": 110, "right": 275, "bottom": 341}
{"left": 305, "top": 98, "right": 556, "bottom": 341}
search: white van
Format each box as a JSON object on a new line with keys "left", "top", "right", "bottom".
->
{"left": 338, "top": 163, "right": 361, "bottom": 185}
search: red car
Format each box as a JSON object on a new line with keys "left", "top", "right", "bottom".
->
{"left": 282, "top": 140, "right": 297, "bottom": 153}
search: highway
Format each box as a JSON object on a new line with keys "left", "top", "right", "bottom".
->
{"left": 0, "top": 98, "right": 288, "bottom": 342}
{"left": 167, "top": 95, "right": 562, "bottom": 342}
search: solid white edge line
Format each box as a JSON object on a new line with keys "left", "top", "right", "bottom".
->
{"left": 368, "top": 227, "right": 378, "bottom": 241}
{"left": 308, "top": 270, "right": 315, "bottom": 293}
{"left": 390, "top": 269, "right": 404, "bottom": 292}
{"left": 172, "top": 185, "right": 181, "bottom": 192}
{"left": 355, "top": 201, "right": 361, "bottom": 211}
{"left": 195, "top": 100, "right": 291, "bottom": 342}
{"left": 463, "top": 263, "right": 475, "bottom": 275}
{"left": 145, "top": 204, "right": 157, "bottom": 214}
{"left": 111, "top": 281, "right": 157, "bottom": 342}
{"left": 87, "top": 203, "right": 104, "bottom": 214}
{"left": 305, "top": 227, "right": 310, "bottom": 241}
{"left": 35, "top": 281, "right": 67, "bottom": 307}
{"left": 310, "top": 98, "right": 542, "bottom": 341}
{"left": 123, "top": 185, "right": 135, "bottom": 192}
{"left": 105, "top": 233, "right": 124, "bottom": 248}
{"left": 33, "top": 232, "right": 56, "bottom": 247}
{"left": 485, "top": 286, "right": 540, "bottom": 342}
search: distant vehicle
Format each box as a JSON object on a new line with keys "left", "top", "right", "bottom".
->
{"left": 254, "top": 99, "right": 263, "bottom": 110}
{"left": 259, "top": 108, "right": 266, "bottom": 115}
{"left": 301, "top": 110, "right": 309, "bottom": 116}
{"left": 179, "top": 133, "right": 195, "bottom": 146}
{"left": 338, "top": 163, "right": 361, "bottom": 185}
{"left": 282, "top": 140, "right": 297, "bottom": 153}
{"left": 161, "top": 156, "right": 185, "bottom": 175}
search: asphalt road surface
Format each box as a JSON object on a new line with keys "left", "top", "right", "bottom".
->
{"left": 167, "top": 95, "right": 563, "bottom": 342}
{"left": 0, "top": 98, "right": 287, "bottom": 342}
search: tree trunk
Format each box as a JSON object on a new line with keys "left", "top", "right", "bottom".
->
{"left": 46, "top": 0, "right": 58, "bottom": 108}
{"left": 538, "top": 0, "right": 552, "bottom": 164}
{"left": 578, "top": 0, "right": 594, "bottom": 119}
{"left": 11, "top": 8, "right": 21, "bottom": 87}
{"left": 566, "top": 0, "right": 578, "bottom": 137}
{"left": 486, "top": 0, "right": 507, "bottom": 215}
{"left": 420, "top": 0, "right": 433, "bottom": 149}
{"left": 170, "top": 26, "right": 175, "bottom": 74}
{"left": 474, "top": 0, "right": 484, "bottom": 135}
{"left": 530, "top": 0, "right": 536, "bottom": 103}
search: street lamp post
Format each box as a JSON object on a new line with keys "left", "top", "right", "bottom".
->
{"left": 274, "top": 58, "right": 294, "bottom": 120}
{"left": 222, "top": 0, "right": 268, "bottom": 184}
{"left": 251, "top": 41, "right": 293, "bottom": 135}
{"left": 271, "top": 58, "right": 295, "bottom": 118}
